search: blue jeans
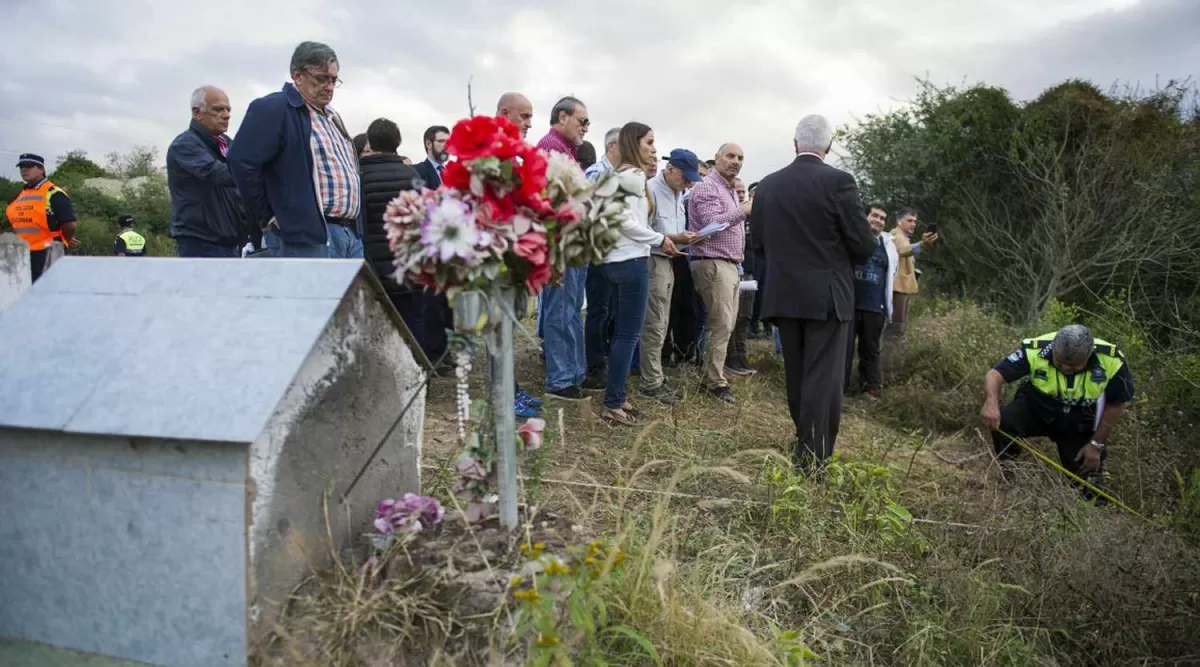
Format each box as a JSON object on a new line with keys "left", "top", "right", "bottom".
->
{"left": 174, "top": 235, "right": 239, "bottom": 258}
{"left": 586, "top": 258, "right": 649, "bottom": 409}
{"left": 326, "top": 223, "right": 364, "bottom": 259}
{"left": 541, "top": 265, "right": 588, "bottom": 392}
{"left": 585, "top": 268, "right": 642, "bottom": 375}
{"left": 264, "top": 229, "right": 327, "bottom": 258}
{"left": 263, "top": 223, "right": 363, "bottom": 258}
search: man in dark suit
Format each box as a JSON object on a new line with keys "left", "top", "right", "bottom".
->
{"left": 410, "top": 124, "right": 452, "bottom": 365}
{"left": 412, "top": 125, "right": 449, "bottom": 190}
{"left": 749, "top": 114, "right": 877, "bottom": 472}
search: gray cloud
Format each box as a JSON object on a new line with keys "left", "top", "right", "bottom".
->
{"left": 2, "top": 0, "right": 1195, "bottom": 188}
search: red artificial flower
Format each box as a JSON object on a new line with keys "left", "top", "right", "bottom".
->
{"left": 513, "top": 230, "right": 551, "bottom": 293}
{"left": 447, "top": 116, "right": 524, "bottom": 163}
{"left": 513, "top": 147, "right": 548, "bottom": 206}
{"left": 441, "top": 160, "right": 471, "bottom": 191}
{"left": 478, "top": 193, "right": 516, "bottom": 225}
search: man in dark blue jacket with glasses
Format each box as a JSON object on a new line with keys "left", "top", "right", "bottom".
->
{"left": 228, "top": 41, "right": 364, "bottom": 259}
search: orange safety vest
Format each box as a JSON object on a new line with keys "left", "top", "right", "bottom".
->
{"left": 5, "top": 179, "right": 71, "bottom": 251}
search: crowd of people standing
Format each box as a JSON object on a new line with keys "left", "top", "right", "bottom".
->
{"left": 7, "top": 39, "right": 943, "bottom": 471}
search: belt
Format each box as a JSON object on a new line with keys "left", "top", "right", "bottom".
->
{"left": 692, "top": 256, "right": 738, "bottom": 264}
{"left": 326, "top": 217, "right": 356, "bottom": 227}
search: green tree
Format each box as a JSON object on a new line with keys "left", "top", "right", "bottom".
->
{"left": 105, "top": 146, "right": 159, "bottom": 180}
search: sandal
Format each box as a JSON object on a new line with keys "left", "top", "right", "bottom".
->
{"left": 621, "top": 401, "right": 641, "bottom": 416}
{"left": 601, "top": 407, "right": 638, "bottom": 426}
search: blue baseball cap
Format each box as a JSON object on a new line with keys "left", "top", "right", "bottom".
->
{"left": 662, "top": 148, "right": 702, "bottom": 182}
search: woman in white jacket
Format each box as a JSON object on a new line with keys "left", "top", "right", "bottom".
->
{"left": 586, "top": 122, "right": 680, "bottom": 425}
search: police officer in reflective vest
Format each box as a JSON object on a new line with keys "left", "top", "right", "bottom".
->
{"left": 5, "top": 153, "right": 77, "bottom": 281}
{"left": 113, "top": 215, "right": 146, "bottom": 256}
{"left": 981, "top": 324, "right": 1134, "bottom": 498}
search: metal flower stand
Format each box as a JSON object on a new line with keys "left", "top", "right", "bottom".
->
{"left": 454, "top": 285, "right": 520, "bottom": 530}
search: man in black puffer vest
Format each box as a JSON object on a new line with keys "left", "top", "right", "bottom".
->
{"left": 359, "top": 118, "right": 428, "bottom": 356}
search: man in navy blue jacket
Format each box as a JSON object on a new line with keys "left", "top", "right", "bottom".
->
{"left": 167, "top": 85, "right": 252, "bottom": 257}
{"left": 228, "top": 41, "right": 364, "bottom": 259}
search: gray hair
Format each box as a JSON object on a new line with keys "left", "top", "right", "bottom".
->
{"left": 549, "top": 96, "right": 584, "bottom": 127}
{"left": 603, "top": 127, "right": 621, "bottom": 147}
{"left": 290, "top": 41, "right": 338, "bottom": 73}
{"left": 190, "top": 85, "right": 217, "bottom": 111}
{"left": 1053, "top": 324, "right": 1094, "bottom": 363}
{"left": 794, "top": 114, "right": 835, "bottom": 153}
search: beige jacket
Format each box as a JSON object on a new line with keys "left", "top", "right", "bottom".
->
{"left": 891, "top": 227, "right": 920, "bottom": 294}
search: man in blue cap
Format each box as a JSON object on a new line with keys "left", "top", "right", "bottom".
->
{"left": 638, "top": 148, "right": 701, "bottom": 402}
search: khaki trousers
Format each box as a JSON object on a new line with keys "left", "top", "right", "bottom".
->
{"left": 690, "top": 258, "right": 740, "bottom": 389}
{"left": 639, "top": 255, "right": 675, "bottom": 389}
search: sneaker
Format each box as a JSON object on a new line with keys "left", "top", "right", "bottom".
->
{"left": 516, "top": 390, "right": 543, "bottom": 408}
{"left": 581, "top": 373, "right": 607, "bottom": 392}
{"left": 638, "top": 383, "right": 681, "bottom": 405}
{"left": 702, "top": 385, "right": 735, "bottom": 403}
{"left": 546, "top": 386, "right": 587, "bottom": 401}
{"left": 725, "top": 364, "right": 757, "bottom": 377}
{"left": 861, "top": 388, "right": 880, "bottom": 400}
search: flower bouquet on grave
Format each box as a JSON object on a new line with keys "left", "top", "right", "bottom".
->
{"left": 383, "top": 115, "right": 638, "bottom": 524}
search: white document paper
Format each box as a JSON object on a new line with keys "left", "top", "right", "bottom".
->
{"left": 738, "top": 280, "right": 758, "bottom": 293}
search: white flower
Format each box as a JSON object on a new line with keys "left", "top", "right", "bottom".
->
{"left": 592, "top": 172, "right": 620, "bottom": 198}
{"left": 546, "top": 151, "right": 590, "bottom": 192}
{"left": 421, "top": 197, "right": 479, "bottom": 262}
{"left": 616, "top": 169, "right": 647, "bottom": 194}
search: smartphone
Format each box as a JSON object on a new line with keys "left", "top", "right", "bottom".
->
{"left": 926, "top": 223, "right": 938, "bottom": 235}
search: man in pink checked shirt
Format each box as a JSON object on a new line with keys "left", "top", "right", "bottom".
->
{"left": 687, "top": 143, "right": 754, "bottom": 403}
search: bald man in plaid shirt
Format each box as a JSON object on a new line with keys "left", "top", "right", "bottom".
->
{"left": 687, "top": 143, "right": 754, "bottom": 402}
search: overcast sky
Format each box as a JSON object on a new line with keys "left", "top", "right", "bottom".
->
{"left": 2, "top": 0, "right": 1197, "bottom": 184}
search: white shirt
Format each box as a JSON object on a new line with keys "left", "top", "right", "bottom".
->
{"left": 647, "top": 171, "right": 686, "bottom": 257}
{"left": 605, "top": 168, "right": 665, "bottom": 264}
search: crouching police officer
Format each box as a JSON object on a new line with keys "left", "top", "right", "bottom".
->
{"left": 113, "top": 215, "right": 146, "bottom": 256}
{"left": 980, "top": 324, "right": 1134, "bottom": 498}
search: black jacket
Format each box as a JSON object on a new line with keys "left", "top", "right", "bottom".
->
{"left": 166, "top": 119, "right": 252, "bottom": 247}
{"left": 749, "top": 155, "right": 876, "bottom": 322}
{"left": 360, "top": 154, "right": 421, "bottom": 296}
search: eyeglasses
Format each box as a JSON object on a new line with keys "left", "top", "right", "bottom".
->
{"left": 576, "top": 116, "right": 590, "bottom": 128}
{"left": 304, "top": 70, "right": 343, "bottom": 88}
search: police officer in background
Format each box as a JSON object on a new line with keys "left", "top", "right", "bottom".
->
{"left": 113, "top": 215, "right": 146, "bottom": 256}
{"left": 5, "top": 153, "right": 77, "bottom": 281}
{"left": 981, "top": 324, "right": 1135, "bottom": 499}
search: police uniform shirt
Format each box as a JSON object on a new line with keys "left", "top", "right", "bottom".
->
{"left": 113, "top": 233, "right": 143, "bottom": 255}
{"left": 993, "top": 345, "right": 1135, "bottom": 418}
{"left": 18, "top": 178, "right": 76, "bottom": 235}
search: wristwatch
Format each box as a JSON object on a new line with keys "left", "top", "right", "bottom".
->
{"left": 1088, "top": 440, "right": 1106, "bottom": 452}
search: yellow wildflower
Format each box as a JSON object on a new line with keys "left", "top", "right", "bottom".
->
{"left": 513, "top": 588, "right": 541, "bottom": 602}
{"left": 534, "top": 632, "right": 560, "bottom": 647}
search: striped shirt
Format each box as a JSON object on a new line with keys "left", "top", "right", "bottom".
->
{"left": 307, "top": 105, "right": 361, "bottom": 220}
{"left": 686, "top": 170, "right": 745, "bottom": 262}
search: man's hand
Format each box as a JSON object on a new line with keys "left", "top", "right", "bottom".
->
{"left": 981, "top": 399, "right": 1001, "bottom": 431}
{"left": 1075, "top": 443, "right": 1102, "bottom": 473}
{"left": 740, "top": 200, "right": 753, "bottom": 215}
{"left": 921, "top": 231, "right": 939, "bottom": 245}
{"left": 670, "top": 231, "right": 697, "bottom": 246}
{"left": 660, "top": 236, "right": 679, "bottom": 256}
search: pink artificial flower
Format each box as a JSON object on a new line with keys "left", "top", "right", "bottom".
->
{"left": 518, "top": 417, "right": 546, "bottom": 450}
{"left": 455, "top": 451, "right": 489, "bottom": 481}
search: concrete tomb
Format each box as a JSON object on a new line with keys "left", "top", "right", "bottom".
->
{"left": 0, "top": 257, "right": 429, "bottom": 667}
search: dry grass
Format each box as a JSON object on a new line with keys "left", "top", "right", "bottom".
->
{"left": 262, "top": 302, "right": 1200, "bottom": 666}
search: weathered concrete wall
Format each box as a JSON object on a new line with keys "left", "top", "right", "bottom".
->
{"left": 247, "top": 278, "right": 427, "bottom": 641}
{"left": 0, "top": 233, "right": 30, "bottom": 312}
{"left": 0, "top": 430, "right": 248, "bottom": 667}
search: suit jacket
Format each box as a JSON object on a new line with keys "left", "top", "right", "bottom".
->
{"left": 749, "top": 154, "right": 877, "bottom": 322}
{"left": 890, "top": 227, "right": 920, "bottom": 294}
{"left": 412, "top": 159, "right": 442, "bottom": 190}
